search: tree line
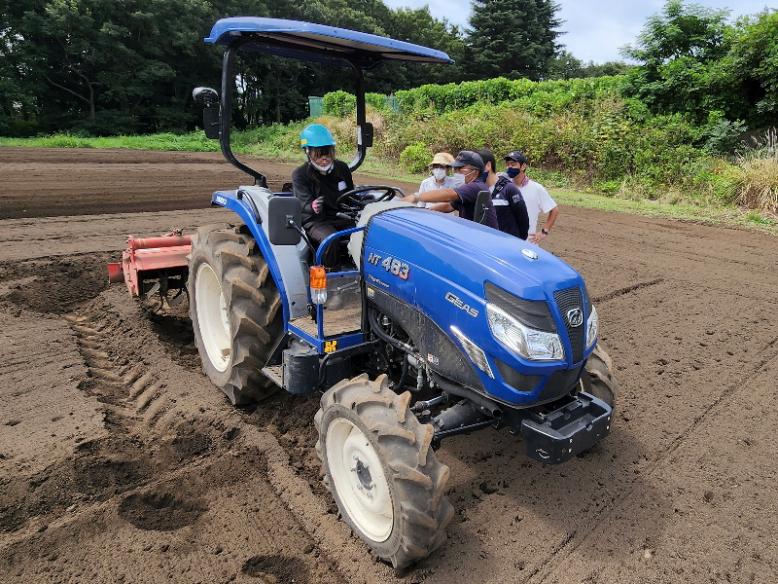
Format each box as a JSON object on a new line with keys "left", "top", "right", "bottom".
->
{"left": 0, "top": 0, "right": 582, "bottom": 136}
{"left": 1, "top": 1, "right": 776, "bottom": 138}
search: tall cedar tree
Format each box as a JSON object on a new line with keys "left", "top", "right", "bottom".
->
{"left": 465, "top": 0, "right": 561, "bottom": 80}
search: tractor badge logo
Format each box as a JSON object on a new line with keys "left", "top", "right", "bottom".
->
{"left": 445, "top": 292, "right": 479, "bottom": 318}
{"left": 566, "top": 308, "right": 584, "bottom": 327}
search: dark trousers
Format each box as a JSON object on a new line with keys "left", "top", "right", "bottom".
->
{"left": 306, "top": 219, "right": 354, "bottom": 268}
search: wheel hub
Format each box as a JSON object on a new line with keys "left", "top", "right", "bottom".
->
{"left": 326, "top": 417, "right": 393, "bottom": 542}
{"left": 352, "top": 458, "right": 374, "bottom": 491}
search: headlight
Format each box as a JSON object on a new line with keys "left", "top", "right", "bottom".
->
{"left": 487, "top": 303, "right": 564, "bottom": 361}
{"left": 586, "top": 305, "right": 598, "bottom": 348}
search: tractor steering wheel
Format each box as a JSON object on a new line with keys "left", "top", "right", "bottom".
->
{"left": 335, "top": 186, "right": 402, "bottom": 213}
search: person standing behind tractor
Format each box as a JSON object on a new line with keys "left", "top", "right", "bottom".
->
{"left": 477, "top": 148, "right": 529, "bottom": 240}
{"left": 292, "top": 124, "right": 355, "bottom": 268}
{"left": 504, "top": 151, "right": 558, "bottom": 244}
{"left": 418, "top": 152, "right": 459, "bottom": 195}
{"left": 402, "top": 151, "right": 498, "bottom": 229}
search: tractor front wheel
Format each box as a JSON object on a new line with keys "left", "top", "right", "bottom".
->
{"left": 315, "top": 374, "right": 454, "bottom": 570}
{"left": 581, "top": 343, "right": 617, "bottom": 407}
{"left": 188, "top": 223, "right": 282, "bottom": 405}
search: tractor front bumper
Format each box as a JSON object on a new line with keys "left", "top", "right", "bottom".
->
{"left": 519, "top": 392, "right": 612, "bottom": 464}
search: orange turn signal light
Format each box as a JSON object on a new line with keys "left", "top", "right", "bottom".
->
{"left": 309, "top": 266, "right": 327, "bottom": 290}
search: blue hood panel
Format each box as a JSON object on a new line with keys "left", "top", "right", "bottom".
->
{"left": 362, "top": 208, "right": 594, "bottom": 407}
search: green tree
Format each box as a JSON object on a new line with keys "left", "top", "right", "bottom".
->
{"left": 623, "top": 0, "right": 733, "bottom": 122}
{"left": 0, "top": 0, "right": 467, "bottom": 135}
{"left": 465, "top": 0, "right": 561, "bottom": 81}
{"left": 726, "top": 10, "right": 778, "bottom": 124}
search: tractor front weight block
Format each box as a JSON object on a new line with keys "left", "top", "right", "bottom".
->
{"left": 519, "top": 392, "right": 612, "bottom": 464}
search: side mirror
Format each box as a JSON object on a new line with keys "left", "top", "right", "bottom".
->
{"left": 268, "top": 196, "right": 303, "bottom": 245}
{"left": 359, "top": 122, "right": 374, "bottom": 148}
{"left": 474, "top": 190, "right": 493, "bottom": 225}
{"left": 192, "top": 87, "right": 220, "bottom": 139}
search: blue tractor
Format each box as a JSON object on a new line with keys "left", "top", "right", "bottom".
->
{"left": 189, "top": 17, "right": 617, "bottom": 570}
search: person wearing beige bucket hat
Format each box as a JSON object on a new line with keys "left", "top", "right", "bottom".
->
{"left": 417, "top": 151, "right": 462, "bottom": 197}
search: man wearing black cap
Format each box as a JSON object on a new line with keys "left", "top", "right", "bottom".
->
{"left": 478, "top": 148, "right": 529, "bottom": 240}
{"left": 402, "top": 150, "right": 498, "bottom": 229}
{"left": 504, "top": 151, "right": 559, "bottom": 244}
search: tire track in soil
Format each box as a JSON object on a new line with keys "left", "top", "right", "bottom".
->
{"left": 524, "top": 338, "right": 778, "bottom": 584}
{"left": 0, "top": 256, "right": 350, "bottom": 583}
{"left": 592, "top": 278, "right": 664, "bottom": 303}
{"left": 66, "top": 287, "right": 383, "bottom": 582}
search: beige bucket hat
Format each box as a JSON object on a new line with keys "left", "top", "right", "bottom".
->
{"left": 429, "top": 152, "right": 455, "bottom": 167}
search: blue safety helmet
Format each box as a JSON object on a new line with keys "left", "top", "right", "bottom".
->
{"left": 300, "top": 124, "right": 336, "bottom": 149}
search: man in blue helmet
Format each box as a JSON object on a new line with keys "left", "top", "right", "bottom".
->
{"left": 292, "top": 124, "right": 355, "bottom": 268}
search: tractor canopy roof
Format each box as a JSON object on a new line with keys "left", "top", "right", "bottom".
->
{"left": 205, "top": 17, "right": 453, "bottom": 66}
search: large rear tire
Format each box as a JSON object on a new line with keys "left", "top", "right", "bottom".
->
{"left": 315, "top": 374, "right": 454, "bottom": 570}
{"left": 581, "top": 343, "right": 617, "bottom": 407}
{"left": 188, "top": 223, "right": 282, "bottom": 405}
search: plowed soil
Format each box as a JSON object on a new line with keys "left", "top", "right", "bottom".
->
{"left": 1, "top": 148, "right": 777, "bottom": 584}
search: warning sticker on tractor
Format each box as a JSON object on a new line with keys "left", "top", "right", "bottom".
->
{"left": 324, "top": 340, "right": 338, "bottom": 353}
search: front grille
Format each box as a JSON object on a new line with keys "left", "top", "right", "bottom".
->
{"left": 554, "top": 287, "right": 585, "bottom": 363}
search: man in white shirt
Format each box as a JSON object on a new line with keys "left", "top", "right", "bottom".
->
{"left": 417, "top": 152, "right": 463, "bottom": 206}
{"left": 504, "top": 150, "right": 559, "bottom": 244}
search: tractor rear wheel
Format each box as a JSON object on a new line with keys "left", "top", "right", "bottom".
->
{"left": 188, "top": 223, "right": 282, "bottom": 405}
{"left": 581, "top": 343, "right": 617, "bottom": 407}
{"left": 315, "top": 374, "right": 454, "bottom": 570}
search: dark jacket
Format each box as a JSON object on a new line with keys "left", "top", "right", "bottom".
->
{"left": 292, "top": 160, "right": 355, "bottom": 227}
{"left": 491, "top": 175, "right": 529, "bottom": 239}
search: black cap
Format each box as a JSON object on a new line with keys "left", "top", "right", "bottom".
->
{"left": 450, "top": 150, "right": 485, "bottom": 172}
{"left": 504, "top": 150, "right": 528, "bottom": 164}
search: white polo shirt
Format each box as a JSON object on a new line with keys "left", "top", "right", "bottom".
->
{"left": 418, "top": 175, "right": 462, "bottom": 193}
{"left": 520, "top": 179, "right": 556, "bottom": 235}
{"left": 418, "top": 175, "right": 463, "bottom": 209}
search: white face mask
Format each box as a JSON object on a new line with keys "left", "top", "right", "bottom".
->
{"left": 310, "top": 159, "right": 334, "bottom": 174}
{"left": 450, "top": 173, "right": 465, "bottom": 186}
{"left": 431, "top": 167, "right": 447, "bottom": 181}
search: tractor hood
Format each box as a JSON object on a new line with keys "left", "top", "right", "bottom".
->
{"left": 361, "top": 207, "right": 595, "bottom": 408}
{"left": 363, "top": 207, "right": 583, "bottom": 302}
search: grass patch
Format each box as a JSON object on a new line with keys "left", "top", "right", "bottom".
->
{"left": 553, "top": 188, "right": 778, "bottom": 234}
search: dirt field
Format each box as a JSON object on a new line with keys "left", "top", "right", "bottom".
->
{"left": 1, "top": 148, "right": 777, "bottom": 584}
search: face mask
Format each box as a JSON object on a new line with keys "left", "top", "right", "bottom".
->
{"left": 458, "top": 169, "right": 478, "bottom": 183}
{"left": 310, "top": 159, "right": 334, "bottom": 174}
{"left": 450, "top": 173, "right": 465, "bottom": 186}
{"left": 431, "top": 167, "right": 447, "bottom": 181}
{"left": 506, "top": 167, "right": 521, "bottom": 179}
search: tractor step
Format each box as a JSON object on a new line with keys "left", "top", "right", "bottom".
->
{"left": 261, "top": 365, "right": 284, "bottom": 388}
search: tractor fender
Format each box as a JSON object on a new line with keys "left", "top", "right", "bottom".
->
{"left": 211, "top": 188, "right": 310, "bottom": 321}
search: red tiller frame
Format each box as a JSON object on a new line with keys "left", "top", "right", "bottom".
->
{"left": 108, "top": 233, "right": 193, "bottom": 297}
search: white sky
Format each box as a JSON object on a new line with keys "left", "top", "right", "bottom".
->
{"left": 382, "top": 0, "right": 777, "bottom": 63}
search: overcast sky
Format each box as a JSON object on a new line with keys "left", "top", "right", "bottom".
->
{"left": 382, "top": 0, "right": 776, "bottom": 63}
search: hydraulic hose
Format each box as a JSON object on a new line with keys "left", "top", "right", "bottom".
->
{"left": 367, "top": 308, "right": 415, "bottom": 354}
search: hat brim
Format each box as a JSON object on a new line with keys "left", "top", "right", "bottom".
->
{"left": 450, "top": 160, "right": 467, "bottom": 168}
